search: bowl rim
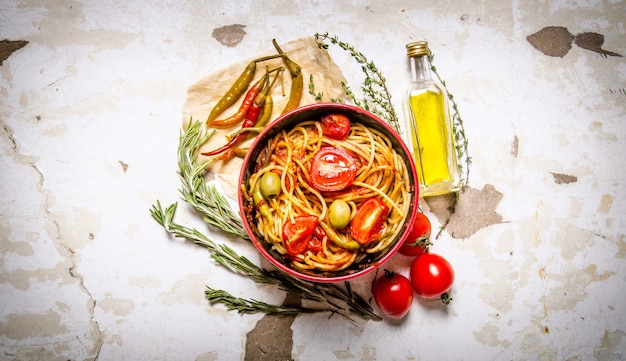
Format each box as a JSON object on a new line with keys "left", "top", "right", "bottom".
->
{"left": 238, "top": 102, "right": 419, "bottom": 283}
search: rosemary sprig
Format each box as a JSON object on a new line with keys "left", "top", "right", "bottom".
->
{"left": 177, "top": 121, "right": 249, "bottom": 240}
{"left": 205, "top": 287, "right": 317, "bottom": 315}
{"left": 314, "top": 32, "right": 401, "bottom": 134}
{"left": 150, "top": 200, "right": 377, "bottom": 320}
{"left": 150, "top": 119, "right": 382, "bottom": 321}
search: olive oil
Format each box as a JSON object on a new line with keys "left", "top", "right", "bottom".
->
{"left": 404, "top": 41, "right": 460, "bottom": 197}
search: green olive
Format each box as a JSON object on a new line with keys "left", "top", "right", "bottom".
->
{"left": 328, "top": 199, "right": 351, "bottom": 229}
{"left": 259, "top": 172, "right": 281, "bottom": 199}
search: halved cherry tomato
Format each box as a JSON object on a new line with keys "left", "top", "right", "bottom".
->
{"left": 399, "top": 212, "right": 432, "bottom": 257}
{"left": 310, "top": 146, "right": 357, "bottom": 192}
{"left": 321, "top": 113, "right": 351, "bottom": 140}
{"left": 282, "top": 215, "right": 318, "bottom": 256}
{"left": 350, "top": 198, "right": 389, "bottom": 244}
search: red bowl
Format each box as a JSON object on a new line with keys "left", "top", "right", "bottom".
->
{"left": 238, "top": 103, "right": 420, "bottom": 282}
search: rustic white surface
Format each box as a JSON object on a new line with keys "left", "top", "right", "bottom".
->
{"left": 1, "top": 1, "right": 625, "bottom": 360}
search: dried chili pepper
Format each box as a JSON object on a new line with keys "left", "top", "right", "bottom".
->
{"left": 202, "top": 67, "right": 281, "bottom": 157}
{"left": 226, "top": 83, "right": 275, "bottom": 141}
{"left": 213, "top": 147, "right": 249, "bottom": 162}
{"left": 272, "top": 39, "right": 303, "bottom": 115}
{"left": 206, "top": 71, "right": 269, "bottom": 128}
{"left": 254, "top": 90, "right": 274, "bottom": 129}
{"left": 205, "top": 54, "right": 282, "bottom": 124}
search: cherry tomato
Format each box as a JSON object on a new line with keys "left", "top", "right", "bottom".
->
{"left": 350, "top": 198, "right": 389, "bottom": 244}
{"left": 399, "top": 212, "right": 432, "bottom": 257}
{"left": 282, "top": 215, "right": 318, "bottom": 256}
{"left": 373, "top": 270, "right": 413, "bottom": 319}
{"left": 321, "top": 113, "right": 351, "bottom": 140}
{"left": 310, "top": 146, "right": 357, "bottom": 192}
{"left": 409, "top": 253, "right": 454, "bottom": 299}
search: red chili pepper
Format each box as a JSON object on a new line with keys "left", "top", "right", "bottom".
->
{"left": 202, "top": 132, "right": 248, "bottom": 157}
{"left": 206, "top": 72, "right": 268, "bottom": 128}
{"left": 212, "top": 147, "right": 249, "bottom": 162}
{"left": 241, "top": 67, "right": 281, "bottom": 128}
{"left": 202, "top": 69, "right": 282, "bottom": 157}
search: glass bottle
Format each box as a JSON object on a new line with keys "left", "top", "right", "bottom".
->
{"left": 403, "top": 41, "right": 461, "bottom": 197}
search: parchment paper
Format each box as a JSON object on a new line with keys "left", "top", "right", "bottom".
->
{"left": 182, "top": 36, "right": 348, "bottom": 199}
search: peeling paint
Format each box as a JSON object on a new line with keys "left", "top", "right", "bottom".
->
{"left": 527, "top": 27, "right": 622, "bottom": 58}
{"left": 157, "top": 273, "right": 209, "bottom": 306}
{"left": 589, "top": 121, "right": 619, "bottom": 142}
{"left": 212, "top": 24, "right": 247, "bottom": 47}
{"left": 527, "top": 26, "right": 574, "bottom": 58}
{"left": 358, "top": 345, "right": 377, "bottom": 361}
{"left": 540, "top": 264, "right": 612, "bottom": 311}
{"left": 599, "top": 193, "right": 614, "bottom": 213}
{"left": 0, "top": 39, "right": 29, "bottom": 65}
{"left": 426, "top": 184, "right": 504, "bottom": 239}
{"left": 594, "top": 329, "right": 626, "bottom": 360}
{"left": 195, "top": 351, "right": 220, "bottom": 361}
{"left": 551, "top": 172, "right": 577, "bottom": 185}
{"left": 473, "top": 323, "right": 512, "bottom": 348}
{"left": 513, "top": 327, "right": 558, "bottom": 359}
{"left": 0, "top": 310, "right": 67, "bottom": 339}
{"left": 245, "top": 293, "right": 299, "bottom": 361}
{"left": 128, "top": 276, "right": 162, "bottom": 289}
{"left": 574, "top": 32, "right": 623, "bottom": 57}
{"left": 118, "top": 160, "right": 129, "bottom": 173}
{"left": 1, "top": 240, "right": 35, "bottom": 256}
{"left": 244, "top": 314, "right": 295, "bottom": 361}
{"left": 333, "top": 347, "right": 356, "bottom": 360}
{"left": 97, "top": 297, "right": 135, "bottom": 317}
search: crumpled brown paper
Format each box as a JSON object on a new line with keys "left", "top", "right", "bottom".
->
{"left": 182, "top": 36, "right": 348, "bottom": 199}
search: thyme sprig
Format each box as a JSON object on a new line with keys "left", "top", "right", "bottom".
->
{"left": 314, "top": 32, "right": 401, "bottom": 133}
{"left": 428, "top": 51, "right": 471, "bottom": 239}
{"left": 150, "top": 120, "right": 381, "bottom": 321}
{"left": 429, "top": 52, "right": 472, "bottom": 185}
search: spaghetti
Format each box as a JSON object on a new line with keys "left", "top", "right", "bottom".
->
{"left": 243, "top": 116, "right": 412, "bottom": 273}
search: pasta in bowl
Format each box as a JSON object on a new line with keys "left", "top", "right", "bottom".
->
{"left": 239, "top": 103, "right": 420, "bottom": 282}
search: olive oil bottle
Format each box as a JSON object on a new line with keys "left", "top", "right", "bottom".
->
{"left": 404, "top": 41, "right": 460, "bottom": 197}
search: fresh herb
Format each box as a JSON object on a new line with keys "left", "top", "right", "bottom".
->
{"left": 205, "top": 287, "right": 316, "bottom": 315}
{"left": 308, "top": 74, "right": 324, "bottom": 101}
{"left": 176, "top": 122, "right": 249, "bottom": 240}
{"left": 150, "top": 120, "right": 381, "bottom": 321}
{"left": 429, "top": 51, "right": 471, "bottom": 185}
{"left": 314, "top": 32, "right": 401, "bottom": 134}
{"left": 428, "top": 51, "right": 471, "bottom": 239}
{"left": 313, "top": 34, "right": 471, "bottom": 239}
{"left": 308, "top": 74, "right": 344, "bottom": 103}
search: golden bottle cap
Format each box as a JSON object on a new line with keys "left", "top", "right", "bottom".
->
{"left": 406, "top": 41, "right": 429, "bottom": 57}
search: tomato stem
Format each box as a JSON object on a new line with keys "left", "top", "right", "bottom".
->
{"left": 383, "top": 269, "right": 396, "bottom": 280}
{"left": 406, "top": 234, "right": 432, "bottom": 251}
{"left": 440, "top": 292, "right": 453, "bottom": 305}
